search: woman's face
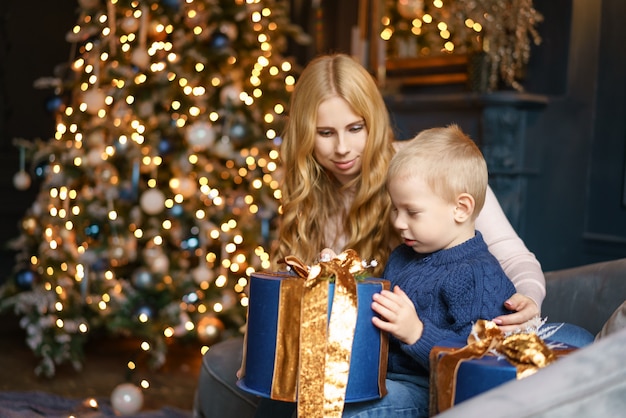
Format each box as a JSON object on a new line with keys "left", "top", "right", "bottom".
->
{"left": 313, "top": 96, "right": 368, "bottom": 185}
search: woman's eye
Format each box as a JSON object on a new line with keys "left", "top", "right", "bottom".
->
{"left": 349, "top": 124, "right": 364, "bottom": 133}
{"left": 317, "top": 130, "right": 333, "bottom": 137}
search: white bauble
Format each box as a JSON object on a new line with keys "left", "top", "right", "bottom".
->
{"left": 397, "top": 0, "right": 425, "bottom": 19}
{"left": 82, "top": 89, "right": 107, "bottom": 115}
{"left": 13, "top": 171, "right": 31, "bottom": 190}
{"left": 131, "top": 49, "right": 151, "bottom": 69}
{"left": 151, "top": 253, "right": 170, "bottom": 274}
{"left": 169, "top": 176, "right": 198, "bottom": 198}
{"left": 111, "top": 383, "right": 143, "bottom": 416}
{"left": 219, "top": 84, "right": 242, "bottom": 105}
{"left": 186, "top": 121, "right": 216, "bottom": 151}
{"left": 121, "top": 16, "right": 140, "bottom": 33}
{"left": 139, "top": 189, "right": 166, "bottom": 215}
{"left": 192, "top": 265, "right": 215, "bottom": 285}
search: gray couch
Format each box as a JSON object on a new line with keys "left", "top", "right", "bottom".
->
{"left": 193, "top": 258, "right": 626, "bottom": 417}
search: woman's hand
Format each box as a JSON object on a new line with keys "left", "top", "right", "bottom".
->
{"left": 371, "top": 286, "right": 422, "bottom": 345}
{"left": 492, "top": 293, "right": 540, "bottom": 333}
{"left": 319, "top": 248, "right": 336, "bottom": 262}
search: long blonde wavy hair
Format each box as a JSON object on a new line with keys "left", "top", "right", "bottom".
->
{"left": 275, "top": 54, "right": 397, "bottom": 276}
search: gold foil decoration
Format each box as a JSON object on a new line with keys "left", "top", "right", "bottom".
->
{"left": 283, "top": 250, "right": 361, "bottom": 418}
{"left": 430, "top": 319, "right": 575, "bottom": 415}
{"left": 271, "top": 278, "right": 305, "bottom": 401}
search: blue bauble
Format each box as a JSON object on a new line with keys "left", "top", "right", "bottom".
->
{"left": 210, "top": 31, "right": 230, "bottom": 50}
{"left": 44, "top": 94, "right": 64, "bottom": 113}
{"left": 181, "top": 235, "right": 200, "bottom": 251}
{"left": 160, "top": 0, "right": 181, "bottom": 11}
{"left": 158, "top": 137, "right": 174, "bottom": 155}
{"left": 84, "top": 223, "right": 101, "bottom": 239}
{"left": 132, "top": 268, "right": 155, "bottom": 289}
{"left": 135, "top": 305, "right": 154, "bottom": 321}
{"left": 34, "top": 160, "right": 50, "bottom": 179}
{"left": 92, "top": 258, "right": 109, "bottom": 272}
{"left": 169, "top": 204, "right": 184, "bottom": 217}
{"left": 15, "top": 269, "right": 37, "bottom": 290}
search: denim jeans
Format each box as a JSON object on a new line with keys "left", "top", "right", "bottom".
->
{"left": 341, "top": 372, "right": 430, "bottom": 418}
{"left": 254, "top": 372, "right": 429, "bottom": 418}
{"left": 548, "top": 322, "right": 595, "bottom": 347}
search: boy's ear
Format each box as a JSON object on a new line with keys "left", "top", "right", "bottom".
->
{"left": 454, "top": 193, "right": 475, "bottom": 222}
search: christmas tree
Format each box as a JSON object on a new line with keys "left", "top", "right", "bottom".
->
{"left": 1, "top": 0, "right": 308, "bottom": 377}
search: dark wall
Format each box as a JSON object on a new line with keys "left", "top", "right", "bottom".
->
{"left": 0, "top": 0, "right": 76, "bottom": 278}
{"left": 523, "top": 0, "right": 626, "bottom": 269}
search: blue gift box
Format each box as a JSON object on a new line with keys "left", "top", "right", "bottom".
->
{"left": 430, "top": 336, "right": 576, "bottom": 414}
{"left": 237, "top": 271, "right": 390, "bottom": 403}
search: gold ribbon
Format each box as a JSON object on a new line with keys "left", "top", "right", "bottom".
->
{"left": 429, "top": 320, "right": 576, "bottom": 415}
{"left": 279, "top": 250, "right": 361, "bottom": 418}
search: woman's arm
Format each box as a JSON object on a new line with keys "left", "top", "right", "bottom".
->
{"left": 476, "top": 187, "right": 546, "bottom": 327}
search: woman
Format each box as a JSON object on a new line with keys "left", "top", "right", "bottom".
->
{"left": 194, "top": 54, "right": 589, "bottom": 418}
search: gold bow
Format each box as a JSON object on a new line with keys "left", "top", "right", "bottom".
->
{"left": 430, "top": 319, "right": 575, "bottom": 414}
{"left": 280, "top": 250, "right": 362, "bottom": 418}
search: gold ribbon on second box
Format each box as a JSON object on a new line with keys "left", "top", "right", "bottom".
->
{"left": 276, "top": 250, "right": 363, "bottom": 418}
{"left": 430, "top": 319, "right": 572, "bottom": 414}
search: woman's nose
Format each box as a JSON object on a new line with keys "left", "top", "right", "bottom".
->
{"left": 334, "top": 134, "right": 349, "bottom": 154}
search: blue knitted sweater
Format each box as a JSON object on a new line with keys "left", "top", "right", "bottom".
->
{"left": 382, "top": 231, "right": 516, "bottom": 377}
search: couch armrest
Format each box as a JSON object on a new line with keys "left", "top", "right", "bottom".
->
{"left": 542, "top": 258, "right": 626, "bottom": 336}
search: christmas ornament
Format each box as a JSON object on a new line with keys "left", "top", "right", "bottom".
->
{"left": 209, "top": 30, "right": 230, "bottom": 50}
{"left": 196, "top": 315, "right": 224, "bottom": 345}
{"left": 191, "top": 264, "right": 215, "bottom": 284}
{"left": 13, "top": 171, "right": 31, "bottom": 190}
{"left": 131, "top": 49, "right": 151, "bottom": 69}
{"left": 186, "top": 121, "right": 216, "bottom": 151}
{"left": 34, "top": 159, "right": 50, "bottom": 179}
{"left": 229, "top": 121, "right": 247, "bottom": 141}
{"left": 111, "top": 383, "right": 143, "bottom": 416}
{"left": 139, "top": 189, "right": 166, "bottom": 215}
{"left": 21, "top": 216, "right": 37, "bottom": 235}
{"left": 219, "top": 84, "right": 242, "bottom": 105}
{"left": 82, "top": 89, "right": 107, "bottom": 115}
{"left": 84, "top": 222, "right": 101, "bottom": 239}
{"left": 397, "top": 0, "right": 425, "bottom": 19}
{"left": 14, "top": 145, "right": 32, "bottom": 190}
{"left": 168, "top": 203, "right": 184, "bottom": 217}
{"left": 44, "top": 94, "right": 64, "bottom": 113}
{"left": 219, "top": 22, "right": 238, "bottom": 41}
{"left": 161, "top": 0, "right": 181, "bottom": 11}
{"left": 158, "top": 137, "right": 174, "bottom": 155}
{"left": 15, "top": 269, "right": 37, "bottom": 290}
{"left": 181, "top": 234, "right": 200, "bottom": 251}
{"left": 169, "top": 176, "right": 197, "bottom": 198}
{"left": 135, "top": 305, "right": 154, "bottom": 321}
{"left": 132, "top": 268, "right": 155, "bottom": 290}
{"left": 121, "top": 16, "right": 140, "bottom": 33}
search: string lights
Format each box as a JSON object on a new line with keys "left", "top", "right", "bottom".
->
{"left": 2, "top": 0, "right": 307, "bottom": 391}
{"left": 381, "top": 0, "right": 543, "bottom": 91}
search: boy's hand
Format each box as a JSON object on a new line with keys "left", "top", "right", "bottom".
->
{"left": 371, "top": 285, "right": 422, "bottom": 345}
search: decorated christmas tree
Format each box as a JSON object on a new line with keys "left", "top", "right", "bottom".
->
{"left": 1, "top": 0, "right": 308, "bottom": 377}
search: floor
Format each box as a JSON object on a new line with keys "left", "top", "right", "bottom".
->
{"left": 0, "top": 312, "right": 204, "bottom": 412}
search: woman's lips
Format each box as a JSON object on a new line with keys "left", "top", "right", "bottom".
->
{"left": 333, "top": 159, "right": 356, "bottom": 170}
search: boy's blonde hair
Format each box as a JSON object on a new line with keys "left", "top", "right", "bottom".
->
{"left": 387, "top": 124, "right": 488, "bottom": 218}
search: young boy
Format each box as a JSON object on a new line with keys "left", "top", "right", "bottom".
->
{"left": 342, "top": 125, "right": 516, "bottom": 417}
